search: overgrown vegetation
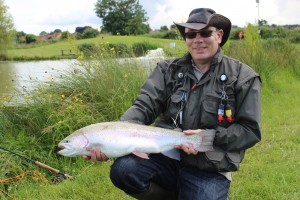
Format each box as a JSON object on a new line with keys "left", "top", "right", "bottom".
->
{"left": 0, "top": 24, "right": 300, "bottom": 199}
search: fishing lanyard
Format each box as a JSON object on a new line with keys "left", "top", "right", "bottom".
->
{"left": 172, "top": 91, "right": 187, "bottom": 128}
{"left": 217, "top": 74, "right": 233, "bottom": 123}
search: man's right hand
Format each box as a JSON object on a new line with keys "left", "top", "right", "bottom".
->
{"left": 83, "top": 147, "right": 109, "bottom": 162}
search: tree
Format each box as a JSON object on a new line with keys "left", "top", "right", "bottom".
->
{"left": 95, "top": 0, "right": 150, "bottom": 35}
{"left": 16, "top": 31, "right": 26, "bottom": 43}
{"left": 75, "top": 26, "right": 92, "bottom": 34}
{"left": 40, "top": 31, "right": 48, "bottom": 36}
{"left": 160, "top": 25, "right": 168, "bottom": 32}
{"left": 258, "top": 19, "right": 268, "bottom": 26}
{"left": 60, "top": 31, "right": 71, "bottom": 40}
{"left": 0, "top": 0, "right": 15, "bottom": 56}
{"left": 81, "top": 28, "right": 99, "bottom": 39}
{"left": 25, "top": 34, "right": 36, "bottom": 43}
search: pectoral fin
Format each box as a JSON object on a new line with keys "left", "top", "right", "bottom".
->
{"left": 162, "top": 149, "right": 181, "bottom": 161}
{"left": 132, "top": 152, "right": 150, "bottom": 159}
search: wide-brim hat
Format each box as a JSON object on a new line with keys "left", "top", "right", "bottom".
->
{"left": 174, "top": 8, "right": 231, "bottom": 47}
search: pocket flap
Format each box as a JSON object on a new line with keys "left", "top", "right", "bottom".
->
{"left": 227, "top": 152, "right": 241, "bottom": 163}
{"left": 205, "top": 150, "right": 225, "bottom": 161}
{"left": 202, "top": 100, "right": 218, "bottom": 114}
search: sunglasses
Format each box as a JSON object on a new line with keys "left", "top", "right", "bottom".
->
{"left": 184, "top": 30, "right": 216, "bottom": 39}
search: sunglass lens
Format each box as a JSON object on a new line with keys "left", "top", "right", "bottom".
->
{"left": 200, "top": 30, "right": 213, "bottom": 37}
{"left": 184, "top": 30, "right": 213, "bottom": 39}
{"left": 185, "top": 32, "right": 197, "bottom": 39}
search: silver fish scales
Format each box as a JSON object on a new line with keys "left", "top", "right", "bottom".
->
{"left": 58, "top": 121, "right": 215, "bottom": 160}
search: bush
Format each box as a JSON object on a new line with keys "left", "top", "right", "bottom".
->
{"left": 132, "top": 42, "right": 158, "bottom": 57}
{"left": 0, "top": 53, "right": 8, "bottom": 61}
{"left": 162, "top": 30, "right": 179, "bottom": 39}
{"left": 81, "top": 28, "right": 99, "bottom": 39}
{"left": 107, "top": 43, "right": 131, "bottom": 57}
{"left": 77, "top": 42, "right": 131, "bottom": 58}
{"left": 25, "top": 34, "right": 37, "bottom": 43}
{"left": 77, "top": 43, "right": 97, "bottom": 57}
{"left": 60, "top": 31, "right": 72, "bottom": 40}
{"left": 226, "top": 24, "right": 298, "bottom": 83}
{"left": 290, "top": 35, "right": 300, "bottom": 43}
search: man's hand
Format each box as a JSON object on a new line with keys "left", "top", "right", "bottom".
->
{"left": 175, "top": 129, "right": 205, "bottom": 155}
{"left": 83, "top": 147, "right": 109, "bottom": 162}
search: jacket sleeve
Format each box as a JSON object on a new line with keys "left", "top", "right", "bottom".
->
{"left": 120, "top": 63, "right": 168, "bottom": 125}
{"left": 214, "top": 72, "right": 262, "bottom": 151}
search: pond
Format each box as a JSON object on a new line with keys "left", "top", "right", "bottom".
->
{"left": 0, "top": 60, "right": 78, "bottom": 101}
{"left": 0, "top": 48, "right": 165, "bottom": 103}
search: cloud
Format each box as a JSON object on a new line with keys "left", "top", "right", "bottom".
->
{"left": 6, "top": 0, "right": 100, "bottom": 34}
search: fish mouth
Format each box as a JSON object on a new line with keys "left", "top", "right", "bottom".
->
{"left": 57, "top": 143, "right": 75, "bottom": 157}
{"left": 57, "top": 145, "right": 67, "bottom": 155}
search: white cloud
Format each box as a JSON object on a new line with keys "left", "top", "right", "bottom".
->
{"left": 146, "top": 0, "right": 300, "bottom": 29}
{"left": 6, "top": 0, "right": 100, "bottom": 34}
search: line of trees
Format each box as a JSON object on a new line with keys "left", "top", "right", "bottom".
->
{"left": 0, "top": 0, "right": 15, "bottom": 58}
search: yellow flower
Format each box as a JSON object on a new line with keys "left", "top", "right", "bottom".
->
{"left": 68, "top": 105, "right": 74, "bottom": 110}
{"left": 74, "top": 96, "right": 79, "bottom": 102}
{"left": 61, "top": 94, "right": 65, "bottom": 99}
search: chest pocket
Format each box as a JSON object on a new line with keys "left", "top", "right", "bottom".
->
{"left": 200, "top": 96, "right": 219, "bottom": 128}
{"left": 163, "top": 89, "right": 185, "bottom": 122}
{"left": 200, "top": 74, "right": 237, "bottom": 128}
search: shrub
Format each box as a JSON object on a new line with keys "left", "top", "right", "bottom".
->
{"left": 25, "top": 34, "right": 37, "bottom": 43}
{"left": 132, "top": 42, "right": 158, "bottom": 57}
{"left": 107, "top": 43, "right": 131, "bottom": 57}
{"left": 81, "top": 28, "right": 99, "bottom": 39}
{"left": 162, "top": 30, "right": 179, "bottom": 39}
{"left": 77, "top": 42, "right": 131, "bottom": 58}
{"left": 77, "top": 43, "right": 97, "bottom": 57}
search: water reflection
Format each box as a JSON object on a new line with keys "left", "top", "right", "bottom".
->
{"left": 0, "top": 60, "right": 77, "bottom": 101}
{"left": 0, "top": 49, "right": 165, "bottom": 103}
{"left": 0, "top": 62, "right": 16, "bottom": 98}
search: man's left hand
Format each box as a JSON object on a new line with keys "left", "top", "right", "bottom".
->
{"left": 175, "top": 129, "right": 205, "bottom": 155}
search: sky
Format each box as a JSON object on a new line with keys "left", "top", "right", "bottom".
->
{"left": 4, "top": 0, "right": 300, "bottom": 35}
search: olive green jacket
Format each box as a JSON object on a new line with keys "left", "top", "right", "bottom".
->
{"left": 121, "top": 49, "right": 261, "bottom": 172}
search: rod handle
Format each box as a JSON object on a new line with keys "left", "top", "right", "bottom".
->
{"left": 35, "top": 161, "right": 60, "bottom": 174}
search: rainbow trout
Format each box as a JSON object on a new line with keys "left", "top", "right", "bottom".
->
{"left": 57, "top": 121, "right": 215, "bottom": 160}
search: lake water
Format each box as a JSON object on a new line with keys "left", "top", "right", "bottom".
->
{"left": 0, "top": 48, "right": 165, "bottom": 103}
{"left": 0, "top": 60, "right": 78, "bottom": 100}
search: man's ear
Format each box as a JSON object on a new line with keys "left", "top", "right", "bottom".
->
{"left": 218, "top": 29, "right": 224, "bottom": 44}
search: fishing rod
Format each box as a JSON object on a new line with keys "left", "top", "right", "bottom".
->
{"left": 0, "top": 146, "right": 73, "bottom": 180}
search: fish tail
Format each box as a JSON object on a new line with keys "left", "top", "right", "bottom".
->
{"left": 193, "top": 130, "right": 215, "bottom": 152}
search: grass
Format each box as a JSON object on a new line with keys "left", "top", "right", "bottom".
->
{"left": 7, "top": 35, "right": 187, "bottom": 60}
{"left": 1, "top": 26, "right": 300, "bottom": 199}
{"left": 229, "top": 72, "right": 300, "bottom": 199}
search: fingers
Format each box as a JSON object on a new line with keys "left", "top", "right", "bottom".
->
{"left": 82, "top": 155, "right": 91, "bottom": 160}
{"left": 183, "top": 129, "right": 204, "bottom": 135}
{"left": 82, "top": 148, "right": 108, "bottom": 162}
{"left": 175, "top": 144, "right": 198, "bottom": 155}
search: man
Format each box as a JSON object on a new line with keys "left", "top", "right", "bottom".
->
{"left": 86, "top": 8, "right": 261, "bottom": 200}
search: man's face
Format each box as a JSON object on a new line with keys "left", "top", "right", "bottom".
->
{"left": 184, "top": 27, "right": 223, "bottom": 64}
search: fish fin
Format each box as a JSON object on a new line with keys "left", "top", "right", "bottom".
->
{"left": 194, "top": 145, "right": 214, "bottom": 152}
{"left": 132, "top": 152, "right": 150, "bottom": 159}
{"left": 162, "top": 149, "right": 181, "bottom": 161}
{"left": 193, "top": 129, "right": 215, "bottom": 152}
